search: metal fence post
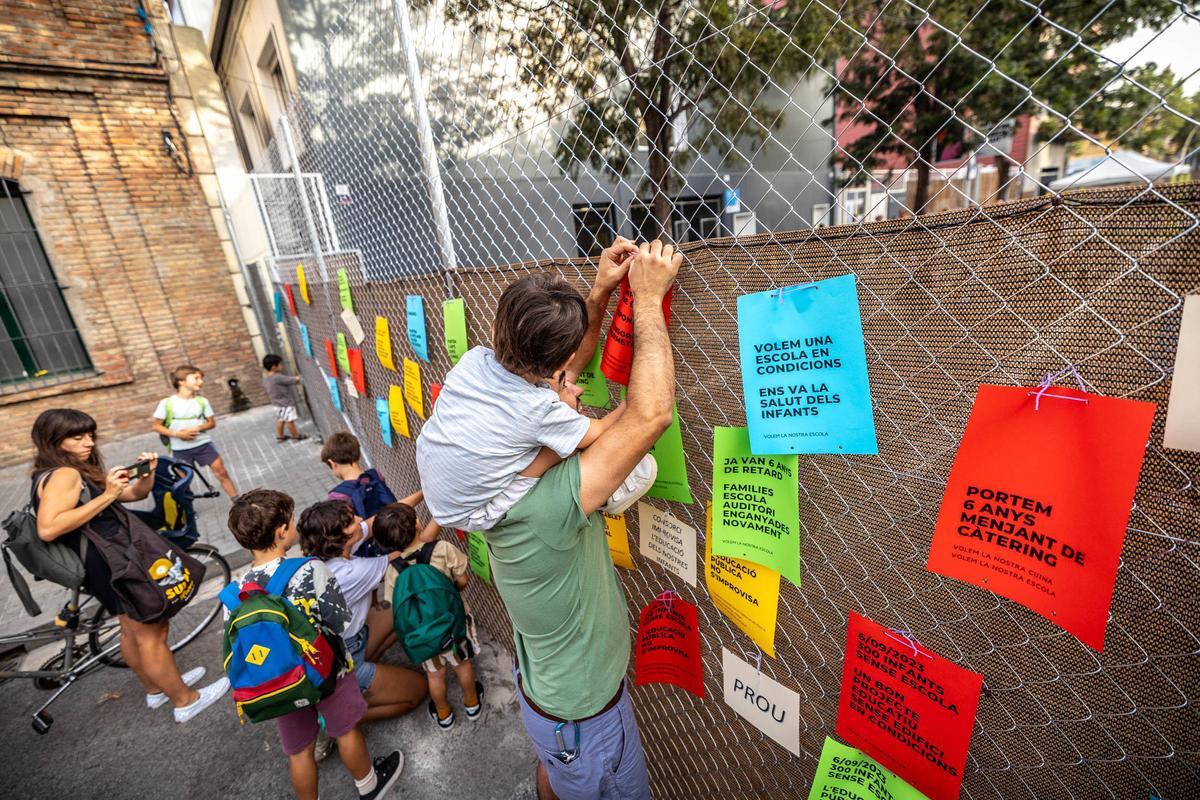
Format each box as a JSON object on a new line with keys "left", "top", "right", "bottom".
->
{"left": 279, "top": 114, "right": 334, "bottom": 308}
{"left": 391, "top": 0, "right": 458, "bottom": 294}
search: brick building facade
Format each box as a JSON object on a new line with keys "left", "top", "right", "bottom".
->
{"left": 0, "top": 0, "right": 265, "bottom": 465}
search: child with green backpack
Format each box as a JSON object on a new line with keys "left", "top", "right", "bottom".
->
{"left": 224, "top": 489, "right": 404, "bottom": 800}
{"left": 374, "top": 501, "right": 483, "bottom": 731}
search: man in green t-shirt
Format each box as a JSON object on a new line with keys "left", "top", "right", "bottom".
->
{"left": 476, "top": 241, "right": 680, "bottom": 800}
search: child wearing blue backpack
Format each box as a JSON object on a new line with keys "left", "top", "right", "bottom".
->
{"left": 322, "top": 431, "right": 397, "bottom": 523}
{"left": 225, "top": 489, "right": 403, "bottom": 800}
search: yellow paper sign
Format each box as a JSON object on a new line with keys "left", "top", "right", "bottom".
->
{"left": 376, "top": 316, "right": 395, "bottom": 371}
{"left": 388, "top": 384, "right": 410, "bottom": 439}
{"left": 603, "top": 512, "right": 635, "bottom": 570}
{"left": 403, "top": 358, "right": 424, "bottom": 420}
{"left": 297, "top": 263, "right": 311, "bottom": 304}
{"left": 704, "top": 503, "right": 780, "bottom": 658}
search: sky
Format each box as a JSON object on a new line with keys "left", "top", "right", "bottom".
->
{"left": 1102, "top": 15, "right": 1200, "bottom": 92}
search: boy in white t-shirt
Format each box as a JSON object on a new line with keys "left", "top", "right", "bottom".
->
{"left": 152, "top": 364, "right": 238, "bottom": 498}
{"left": 416, "top": 238, "right": 656, "bottom": 531}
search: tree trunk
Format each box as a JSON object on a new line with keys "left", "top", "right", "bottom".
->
{"left": 644, "top": 103, "right": 673, "bottom": 241}
{"left": 644, "top": 9, "right": 676, "bottom": 241}
{"left": 913, "top": 141, "right": 933, "bottom": 214}
{"left": 995, "top": 157, "right": 1012, "bottom": 203}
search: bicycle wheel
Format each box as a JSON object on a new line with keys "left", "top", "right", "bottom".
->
{"left": 87, "top": 544, "right": 231, "bottom": 667}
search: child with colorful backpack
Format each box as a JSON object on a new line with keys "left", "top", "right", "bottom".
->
{"left": 374, "top": 501, "right": 483, "bottom": 730}
{"left": 223, "top": 489, "right": 403, "bottom": 800}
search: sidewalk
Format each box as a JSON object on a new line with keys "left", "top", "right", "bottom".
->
{"left": 0, "top": 406, "right": 536, "bottom": 798}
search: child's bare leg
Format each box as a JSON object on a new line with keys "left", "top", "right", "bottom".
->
{"left": 275, "top": 420, "right": 286, "bottom": 439}
{"left": 286, "top": 420, "right": 301, "bottom": 438}
{"left": 335, "top": 726, "right": 372, "bottom": 783}
{"left": 454, "top": 658, "right": 478, "bottom": 707}
{"left": 209, "top": 456, "right": 238, "bottom": 498}
{"left": 428, "top": 666, "right": 452, "bottom": 719}
{"left": 519, "top": 446, "right": 563, "bottom": 478}
{"left": 287, "top": 741, "right": 319, "bottom": 800}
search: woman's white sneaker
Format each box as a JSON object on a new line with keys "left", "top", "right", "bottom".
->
{"left": 146, "top": 666, "right": 207, "bottom": 709}
{"left": 173, "top": 677, "right": 230, "bottom": 723}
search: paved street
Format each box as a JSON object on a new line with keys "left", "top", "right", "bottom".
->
{"left": 0, "top": 406, "right": 535, "bottom": 798}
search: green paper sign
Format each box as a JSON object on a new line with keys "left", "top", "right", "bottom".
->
{"left": 337, "top": 268, "right": 353, "bottom": 313}
{"left": 711, "top": 425, "right": 800, "bottom": 587}
{"left": 467, "top": 531, "right": 490, "bottom": 583}
{"left": 808, "top": 737, "right": 927, "bottom": 800}
{"left": 626, "top": 393, "right": 691, "bottom": 504}
{"left": 336, "top": 333, "right": 351, "bottom": 376}
{"left": 576, "top": 345, "right": 611, "bottom": 409}
{"left": 443, "top": 297, "right": 468, "bottom": 364}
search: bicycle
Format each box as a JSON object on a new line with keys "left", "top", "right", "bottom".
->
{"left": 0, "top": 542, "right": 230, "bottom": 734}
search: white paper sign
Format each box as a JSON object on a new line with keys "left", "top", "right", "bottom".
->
{"left": 1165, "top": 295, "right": 1200, "bottom": 452}
{"left": 343, "top": 376, "right": 359, "bottom": 400}
{"left": 341, "top": 308, "right": 366, "bottom": 345}
{"left": 637, "top": 502, "right": 697, "bottom": 586}
{"left": 722, "top": 647, "right": 800, "bottom": 756}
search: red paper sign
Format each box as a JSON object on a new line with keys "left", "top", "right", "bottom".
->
{"left": 836, "top": 612, "right": 982, "bottom": 800}
{"left": 324, "top": 339, "right": 338, "bottom": 378}
{"left": 282, "top": 283, "right": 298, "bottom": 316}
{"left": 430, "top": 382, "right": 442, "bottom": 408}
{"left": 600, "top": 276, "right": 673, "bottom": 385}
{"left": 927, "top": 385, "right": 1154, "bottom": 651}
{"left": 634, "top": 592, "right": 704, "bottom": 698}
{"left": 348, "top": 348, "right": 366, "bottom": 394}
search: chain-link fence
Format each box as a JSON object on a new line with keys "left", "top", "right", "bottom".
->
{"left": 249, "top": 0, "right": 1199, "bottom": 796}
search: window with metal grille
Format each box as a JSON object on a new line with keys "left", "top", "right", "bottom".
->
{"left": 572, "top": 202, "right": 618, "bottom": 257}
{"left": 0, "top": 180, "right": 92, "bottom": 389}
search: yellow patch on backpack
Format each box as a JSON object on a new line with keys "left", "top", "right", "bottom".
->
{"left": 245, "top": 644, "right": 271, "bottom": 666}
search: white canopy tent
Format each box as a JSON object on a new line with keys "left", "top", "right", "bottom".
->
{"left": 1050, "top": 150, "right": 1189, "bottom": 192}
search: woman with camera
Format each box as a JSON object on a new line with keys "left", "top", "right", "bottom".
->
{"left": 31, "top": 408, "right": 228, "bottom": 722}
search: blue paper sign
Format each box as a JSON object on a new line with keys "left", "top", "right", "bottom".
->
{"left": 723, "top": 187, "right": 741, "bottom": 212}
{"left": 299, "top": 323, "right": 313, "bottom": 357}
{"left": 375, "top": 397, "right": 393, "bottom": 447}
{"left": 273, "top": 291, "right": 284, "bottom": 323}
{"left": 327, "top": 376, "right": 342, "bottom": 411}
{"left": 406, "top": 295, "right": 428, "bottom": 362}
{"left": 737, "top": 273, "right": 878, "bottom": 455}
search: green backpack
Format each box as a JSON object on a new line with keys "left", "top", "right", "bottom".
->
{"left": 390, "top": 542, "right": 468, "bottom": 665}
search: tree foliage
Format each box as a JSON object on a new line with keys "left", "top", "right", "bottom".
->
{"left": 437, "top": 0, "right": 822, "bottom": 235}
{"left": 826, "top": 0, "right": 1189, "bottom": 210}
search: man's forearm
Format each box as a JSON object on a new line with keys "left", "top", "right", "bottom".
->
{"left": 567, "top": 285, "right": 616, "bottom": 378}
{"left": 626, "top": 298, "right": 674, "bottom": 423}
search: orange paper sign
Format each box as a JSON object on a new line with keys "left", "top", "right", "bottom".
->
{"left": 927, "top": 384, "right": 1154, "bottom": 650}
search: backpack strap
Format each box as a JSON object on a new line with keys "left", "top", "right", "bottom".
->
{"left": 2, "top": 546, "right": 42, "bottom": 617}
{"left": 265, "top": 557, "right": 315, "bottom": 597}
{"left": 414, "top": 541, "right": 437, "bottom": 566}
{"left": 219, "top": 581, "right": 242, "bottom": 612}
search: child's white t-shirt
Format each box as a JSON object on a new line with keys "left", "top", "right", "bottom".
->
{"left": 416, "top": 347, "right": 591, "bottom": 530}
{"left": 325, "top": 555, "right": 389, "bottom": 638}
{"left": 152, "top": 395, "right": 214, "bottom": 451}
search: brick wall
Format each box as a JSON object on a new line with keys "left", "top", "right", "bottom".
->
{"left": 0, "top": 0, "right": 265, "bottom": 466}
